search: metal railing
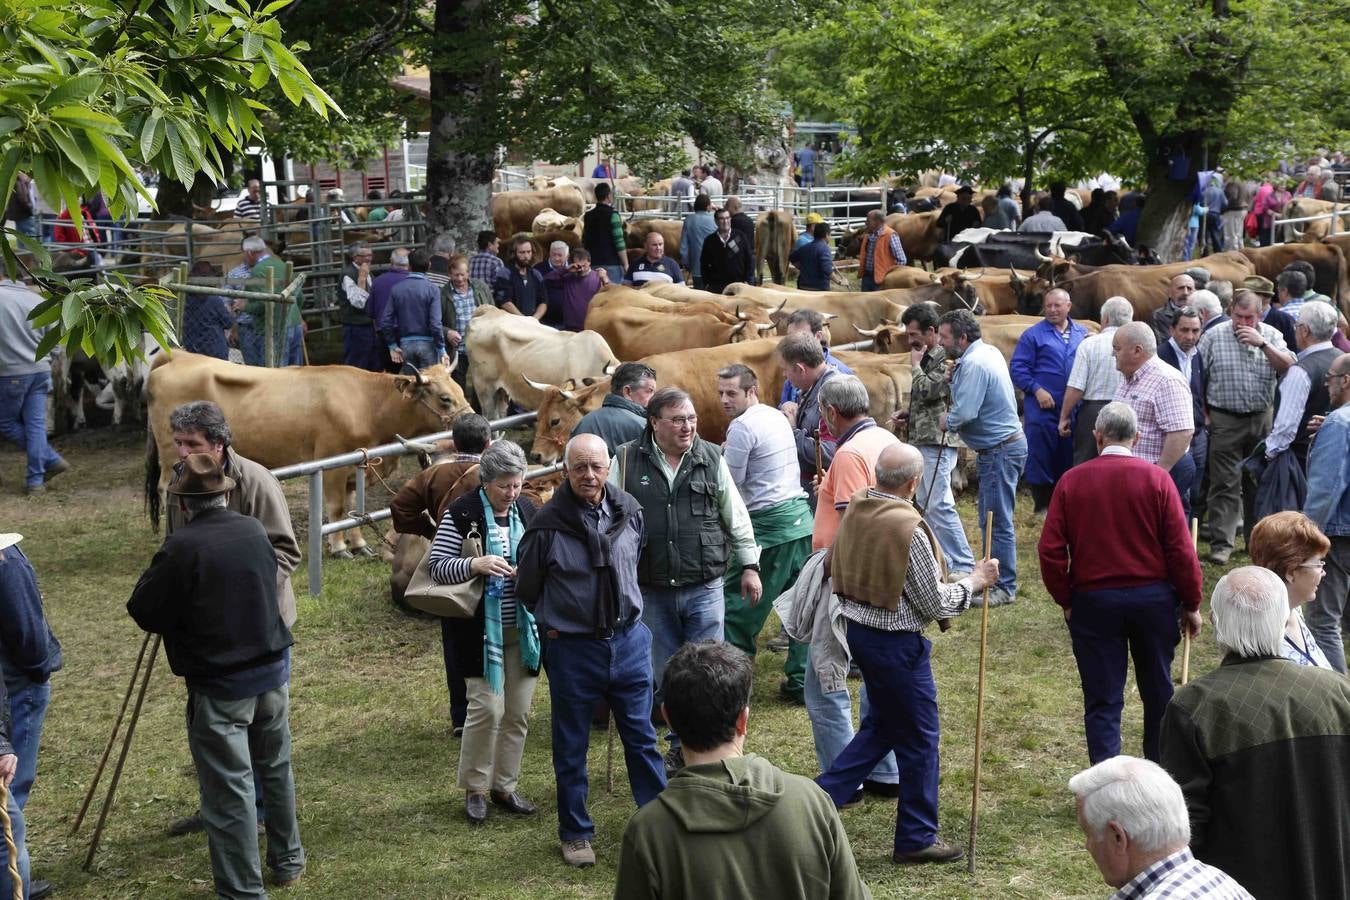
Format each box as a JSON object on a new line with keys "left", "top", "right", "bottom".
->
{"left": 611, "top": 183, "right": 882, "bottom": 237}
{"left": 269, "top": 411, "right": 550, "bottom": 597}
{"left": 1270, "top": 204, "right": 1348, "bottom": 244}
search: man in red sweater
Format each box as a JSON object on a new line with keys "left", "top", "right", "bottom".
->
{"left": 1038, "top": 402, "right": 1203, "bottom": 765}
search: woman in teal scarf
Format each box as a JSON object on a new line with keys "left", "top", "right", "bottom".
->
{"left": 428, "top": 442, "right": 542, "bottom": 825}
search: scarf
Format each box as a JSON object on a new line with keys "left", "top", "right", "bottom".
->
{"left": 479, "top": 489, "right": 538, "bottom": 693}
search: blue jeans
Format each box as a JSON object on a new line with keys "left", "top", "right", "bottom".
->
{"left": 818, "top": 623, "right": 940, "bottom": 852}
{"left": 1169, "top": 451, "right": 1197, "bottom": 523}
{"left": 237, "top": 319, "right": 265, "bottom": 366}
{"left": 975, "top": 436, "right": 1027, "bottom": 597}
{"left": 398, "top": 338, "right": 439, "bottom": 374}
{"left": 0, "top": 681, "right": 48, "bottom": 900}
{"left": 804, "top": 649, "right": 898, "bottom": 785}
{"left": 0, "top": 790, "right": 26, "bottom": 900}
{"left": 1189, "top": 427, "right": 1208, "bottom": 510}
{"left": 543, "top": 624, "right": 666, "bottom": 841}
{"left": 919, "top": 445, "right": 974, "bottom": 572}
{"left": 642, "top": 577, "right": 724, "bottom": 750}
{"left": 284, "top": 324, "right": 304, "bottom": 366}
{"left": 602, "top": 265, "right": 625, "bottom": 285}
{"left": 860, "top": 274, "right": 878, "bottom": 292}
{"left": 0, "top": 372, "right": 64, "bottom": 488}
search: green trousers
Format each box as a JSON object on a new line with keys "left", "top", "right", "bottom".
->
{"left": 724, "top": 534, "right": 812, "bottom": 693}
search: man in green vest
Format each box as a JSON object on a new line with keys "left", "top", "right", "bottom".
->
{"left": 241, "top": 236, "right": 304, "bottom": 366}
{"left": 610, "top": 387, "right": 762, "bottom": 777}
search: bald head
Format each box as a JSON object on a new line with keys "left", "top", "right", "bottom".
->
{"left": 564, "top": 433, "right": 610, "bottom": 505}
{"left": 564, "top": 432, "right": 608, "bottom": 466}
{"left": 1168, "top": 274, "right": 1195, "bottom": 304}
{"left": 874, "top": 443, "right": 925, "bottom": 496}
{"left": 1044, "top": 288, "right": 1071, "bottom": 327}
{"left": 724, "top": 196, "right": 742, "bottom": 214}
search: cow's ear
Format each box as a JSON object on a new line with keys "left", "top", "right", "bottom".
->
{"left": 393, "top": 375, "right": 416, "bottom": 397}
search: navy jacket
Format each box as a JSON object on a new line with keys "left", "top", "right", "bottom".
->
{"left": 1158, "top": 341, "right": 1206, "bottom": 429}
{"left": 789, "top": 239, "right": 834, "bottom": 290}
{"left": 0, "top": 545, "right": 63, "bottom": 697}
{"left": 1263, "top": 306, "right": 1297, "bottom": 351}
{"left": 380, "top": 273, "right": 445, "bottom": 352}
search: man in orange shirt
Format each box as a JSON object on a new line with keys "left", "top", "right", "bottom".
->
{"left": 857, "top": 210, "right": 906, "bottom": 292}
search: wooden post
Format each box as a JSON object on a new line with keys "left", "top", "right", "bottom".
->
{"left": 968, "top": 510, "right": 995, "bottom": 874}
{"left": 1183, "top": 518, "right": 1198, "bottom": 685}
{"left": 264, "top": 266, "right": 276, "bottom": 368}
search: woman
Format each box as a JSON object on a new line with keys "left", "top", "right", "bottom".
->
{"left": 1256, "top": 181, "right": 1292, "bottom": 246}
{"left": 1249, "top": 511, "right": 1333, "bottom": 669}
{"left": 428, "top": 441, "right": 541, "bottom": 824}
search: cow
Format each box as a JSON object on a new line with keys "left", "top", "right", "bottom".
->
{"left": 635, "top": 283, "right": 774, "bottom": 324}
{"left": 145, "top": 352, "right": 471, "bottom": 556}
{"left": 759, "top": 284, "right": 982, "bottom": 345}
{"left": 837, "top": 212, "right": 944, "bottom": 263}
{"left": 53, "top": 349, "right": 108, "bottom": 431}
{"left": 1018, "top": 252, "right": 1256, "bottom": 320}
{"left": 935, "top": 269, "right": 1029, "bottom": 315}
{"left": 491, "top": 186, "right": 586, "bottom": 241}
{"left": 1240, "top": 242, "right": 1348, "bottom": 304}
{"left": 1285, "top": 199, "right": 1349, "bottom": 242}
{"left": 465, "top": 306, "right": 619, "bottom": 419}
{"left": 584, "top": 301, "right": 772, "bottom": 361}
{"left": 623, "top": 179, "right": 674, "bottom": 212}
{"left": 755, "top": 210, "right": 795, "bottom": 285}
{"left": 854, "top": 313, "right": 1100, "bottom": 359}
{"left": 527, "top": 377, "right": 610, "bottom": 464}
{"left": 531, "top": 208, "right": 570, "bottom": 233}
{"left": 529, "top": 175, "right": 603, "bottom": 204}
{"left": 98, "top": 331, "right": 160, "bottom": 427}
{"left": 625, "top": 219, "right": 684, "bottom": 265}
{"left": 830, "top": 352, "right": 913, "bottom": 424}
{"left": 637, "top": 339, "right": 785, "bottom": 444}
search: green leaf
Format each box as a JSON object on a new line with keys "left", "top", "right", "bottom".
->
{"left": 27, "top": 296, "right": 64, "bottom": 329}
{"left": 259, "top": 0, "right": 293, "bottom": 15}
{"left": 241, "top": 30, "right": 260, "bottom": 60}
{"left": 60, "top": 293, "right": 81, "bottom": 329}
{"left": 276, "top": 68, "right": 303, "bottom": 105}
{"left": 164, "top": 120, "right": 194, "bottom": 184}
{"left": 44, "top": 72, "right": 103, "bottom": 107}
{"left": 49, "top": 106, "right": 123, "bottom": 130}
{"left": 140, "top": 107, "right": 165, "bottom": 161}
{"left": 248, "top": 63, "right": 270, "bottom": 90}
{"left": 20, "top": 29, "right": 68, "bottom": 75}
{"left": 49, "top": 127, "right": 98, "bottom": 186}
{"left": 33, "top": 327, "right": 63, "bottom": 363}
{"left": 0, "top": 117, "right": 20, "bottom": 137}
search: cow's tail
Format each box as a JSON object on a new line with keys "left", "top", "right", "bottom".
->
{"left": 144, "top": 431, "right": 162, "bottom": 533}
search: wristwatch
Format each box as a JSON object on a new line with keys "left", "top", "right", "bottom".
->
{"left": 743, "top": 563, "right": 761, "bottom": 573}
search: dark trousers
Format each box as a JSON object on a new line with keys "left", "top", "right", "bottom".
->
{"left": 543, "top": 623, "right": 666, "bottom": 841}
{"left": 341, "top": 324, "right": 384, "bottom": 371}
{"left": 1190, "top": 427, "right": 1209, "bottom": 521}
{"left": 817, "top": 622, "right": 940, "bottom": 853}
{"left": 1072, "top": 400, "right": 1109, "bottom": 466}
{"left": 439, "top": 618, "right": 468, "bottom": 728}
{"left": 860, "top": 274, "right": 879, "bottom": 292}
{"left": 1169, "top": 451, "right": 1197, "bottom": 523}
{"left": 1067, "top": 582, "right": 1180, "bottom": 764}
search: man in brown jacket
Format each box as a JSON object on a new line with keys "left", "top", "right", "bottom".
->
{"left": 389, "top": 413, "right": 491, "bottom": 538}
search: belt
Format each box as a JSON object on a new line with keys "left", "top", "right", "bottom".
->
{"left": 1209, "top": 406, "right": 1265, "bottom": 418}
{"left": 545, "top": 623, "right": 631, "bottom": 641}
{"left": 977, "top": 431, "right": 1024, "bottom": 454}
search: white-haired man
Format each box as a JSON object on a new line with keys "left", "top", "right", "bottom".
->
{"left": 1069, "top": 755, "right": 1251, "bottom": 898}
{"left": 1160, "top": 567, "right": 1350, "bottom": 898}
{"left": 242, "top": 235, "right": 305, "bottom": 366}
{"left": 1061, "top": 296, "right": 1134, "bottom": 465}
{"left": 1263, "top": 301, "right": 1343, "bottom": 469}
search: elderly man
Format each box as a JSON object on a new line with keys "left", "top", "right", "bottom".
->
{"left": 1244, "top": 275, "right": 1298, "bottom": 349}
{"left": 700, "top": 207, "right": 753, "bottom": 293}
{"left": 610, "top": 388, "right": 760, "bottom": 775}
{"left": 130, "top": 454, "right": 305, "bottom": 897}
{"left": 717, "top": 364, "right": 814, "bottom": 702}
{"left": 1149, "top": 274, "right": 1197, "bottom": 345}
{"left": 540, "top": 248, "right": 608, "bottom": 333}
{"left": 625, "top": 231, "right": 684, "bottom": 286}
{"left": 1019, "top": 196, "right": 1067, "bottom": 232}
{"left": 534, "top": 240, "right": 571, "bottom": 328}
{"left": 1040, "top": 402, "right": 1202, "bottom": 764}
{"left": 779, "top": 309, "right": 854, "bottom": 406}
{"left": 1061, "top": 296, "right": 1134, "bottom": 465}
{"left": 1304, "top": 352, "right": 1350, "bottom": 671}
{"left": 857, "top": 209, "right": 906, "bottom": 291}
{"left": 516, "top": 434, "right": 666, "bottom": 868}
{"left": 1198, "top": 290, "right": 1294, "bottom": 564}
{"left": 240, "top": 235, "right": 304, "bottom": 366}
{"left": 1069, "top": 756, "right": 1252, "bottom": 898}
{"left": 1191, "top": 289, "right": 1225, "bottom": 333}
{"left": 1112, "top": 323, "right": 1197, "bottom": 516}
{"left": 615, "top": 641, "right": 871, "bottom": 899}
{"left": 939, "top": 309, "right": 1025, "bottom": 606}
{"left": 425, "top": 232, "right": 457, "bottom": 289}
{"left": 1160, "top": 567, "right": 1350, "bottom": 898}
{"left": 571, "top": 362, "right": 656, "bottom": 454}
{"left": 1011, "top": 288, "right": 1089, "bottom": 513}
{"left": 778, "top": 332, "right": 841, "bottom": 498}
{"left": 817, "top": 442, "right": 998, "bottom": 864}
{"left": 724, "top": 196, "right": 758, "bottom": 274}
{"left": 440, "top": 254, "right": 492, "bottom": 391}
{"left": 337, "top": 242, "right": 383, "bottom": 371}
{"left": 366, "top": 249, "right": 410, "bottom": 374}
{"left": 381, "top": 249, "right": 451, "bottom": 373}
{"left": 1264, "top": 301, "right": 1343, "bottom": 469}
{"left": 679, "top": 194, "right": 717, "bottom": 288}
{"left": 0, "top": 275, "right": 69, "bottom": 495}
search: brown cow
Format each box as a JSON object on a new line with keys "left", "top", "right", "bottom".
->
{"left": 1019, "top": 252, "right": 1255, "bottom": 321}
{"left": 584, "top": 302, "right": 773, "bottom": 360}
{"left": 889, "top": 211, "right": 944, "bottom": 262}
{"left": 755, "top": 210, "right": 795, "bottom": 285}
{"left": 764, "top": 284, "right": 981, "bottom": 345}
{"left": 638, "top": 339, "right": 784, "bottom": 444}
{"left": 638, "top": 283, "right": 774, "bottom": 324}
{"left": 491, "top": 186, "right": 586, "bottom": 241}
{"left": 830, "top": 352, "right": 913, "bottom": 424}
{"left": 528, "top": 378, "right": 610, "bottom": 464}
{"left": 855, "top": 314, "right": 1100, "bottom": 357}
{"left": 1241, "top": 242, "right": 1348, "bottom": 304}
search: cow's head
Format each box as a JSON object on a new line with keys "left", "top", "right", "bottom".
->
{"left": 394, "top": 365, "right": 471, "bottom": 425}
{"left": 854, "top": 322, "right": 907, "bottom": 354}
{"left": 935, "top": 271, "right": 985, "bottom": 314}
{"left": 836, "top": 226, "right": 866, "bottom": 259}
{"left": 729, "top": 318, "right": 777, "bottom": 343}
{"left": 1014, "top": 276, "right": 1055, "bottom": 316}
{"left": 527, "top": 377, "right": 609, "bottom": 464}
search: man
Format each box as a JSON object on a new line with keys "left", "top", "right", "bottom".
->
{"left": 797, "top": 144, "right": 818, "bottom": 186}
{"left": 790, "top": 222, "right": 845, "bottom": 291}
{"left": 610, "top": 388, "right": 761, "bottom": 775}
{"left": 1068, "top": 756, "right": 1252, "bottom": 899}
{"left": 0, "top": 275, "right": 69, "bottom": 495}
{"left": 624, "top": 231, "right": 684, "bottom": 286}
{"left": 1039, "top": 402, "right": 1202, "bottom": 764}
{"left": 337, "top": 241, "right": 383, "bottom": 371}
{"left": 494, "top": 236, "right": 548, "bottom": 320}
{"left": 939, "top": 309, "right": 1025, "bottom": 606}
{"left": 129, "top": 454, "right": 305, "bottom": 897}
{"left": 697, "top": 164, "right": 724, "bottom": 200}
{"left": 670, "top": 169, "right": 696, "bottom": 207}
{"left": 0, "top": 534, "right": 61, "bottom": 900}
{"left": 1160, "top": 567, "right": 1350, "bottom": 899}
{"left": 1304, "top": 352, "right": 1350, "bottom": 671}
{"left": 1050, "top": 181, "right": 1086, "bottom": 232}
{"left": 366, "top": 249, "right": 410, "bottom": 373}
{"left": 699, "top": 208, "right": 753, "bottom": 293}
{"left": 1265, "top": 301, "right": 1343, "bottom": 470}
{"left": 234, "top": 179, "right": 262, "bottom": 220}
{"left": 1242, "top": 275, "right": 1297, "bottom": 350}
{"left": 1221, "top": 177, "right": 1251, "bottom": 251}
{"left": 1274, "top": 269, "right": 1307, "bottom": 320}
{"left": 240, "top": 235, "right": 304, "bottom": 366}
{"left": 1010, "top": 288, "right": 1089, "bottom": 513}
{"left": 979, "top": 195, "right": 1010, "bottom": 230}
{"left": 777, "top": 332, "right": 840, "bottom": 497}
{"left": 892, "top": 304, "right": 974, "bottom": 574}
{"left": 5, "top": 171, "right": 39, "bottom": 238}
{"left": 469, "top": 230, "right": 508, "bottom": 286}
{"left": 571, "top": 362, "right": 656, "bottom": 453}
{"left": 857, "top": 209, "right": 906, "bottom": 292}
{"left": 817, "top": 442, "right": 999, "bottom": 865}
{"left": 440, "top": 254, "right": 492, "bottom": 392}
{"left": 779, "top": 309, "right": 854, "bottom": 406}
{"left": 515, "top": 434, "right": 666, "bottom": 868}
{"left": 935, "top": 184, "right": 982, "bottom": 244}
{"left": 381, "top": 249, "right": 451, "bottom": 373}
{"left": 592, "top": 158, "right": 613, "bottom": 179}
{"left": 1190, "top": 289, "right": 1225, "bottom": 333}
{"left": 1112, "top": 323, "right": 1197, "bottom": 516}
{"left": 1019, "top": 196, "right": 1067, "bottom": 233}
{"left": 679, "top": 194, "right": 717, "bottom": 288}
{"left": 724, "top": 196, "right": 757, "bottom": 268}
{"left": 582, "top": 183, "right": 627, "bottom": 284}
{"left": 533, "top": 240, "right": 569, "bottom": 328}
{"left": 540, "top": 247, "right": 608, "bottom": 332}
{"left": 996, "top": 184, "right": 1022, "bottom": 229}
{"left": 1149, "top": 274, "right": 1196, "bottom": 346}
{"left": 717, "top": 364, "right": 813, "bottom": 703}
{"left": 1158, "top": 307, "right": 1208, "bottom": 514}
{"left": 1197, "top": 290, "right": 1294, "bottom": 563}
{"left": 796, "top": 212, "right": 825, "bottom": 251}
{"left": 425, "top": 232, "right": 456, "bottom": 290}
{"left": 1061, "top": 296, "right": 1133, "bottom": 465}
{"left": 614, "top": 641, "right": 871, "bottom": 899}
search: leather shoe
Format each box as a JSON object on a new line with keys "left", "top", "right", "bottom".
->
{"left": 168, "top": 812, "right": 205, "bottom": 836}
{"left": 29, "top": 879, "right": 53, "bottom": 900}
{"left": 490, "top": 791, "right": 537, "bottom": 815}
{"left": 840, "top": 789, "right": 864, "bottom": 810}
{"left": 893, "top": 838, "right": 966, "bottom": 865}
{"left": 43, "top": 460, "right": 70, "bottom": 483}
{"left": 465, "top": 792, "right": 488, "bottom": 825}
{"left": 863, "top": 779, "right": 900, "bottom": 798}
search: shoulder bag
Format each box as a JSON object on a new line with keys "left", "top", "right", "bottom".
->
{"left": 403, "top": 522, "right": 484, "bottom": 618}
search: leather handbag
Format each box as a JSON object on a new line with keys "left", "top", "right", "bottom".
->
{"left": 403, "top": 522, "right": 484, "bottom": 618}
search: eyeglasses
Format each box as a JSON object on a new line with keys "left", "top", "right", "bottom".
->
{"left": 1299, "top": 561, "right": 1326, "bottom": 572}
{"left": 661, "top": 416, "right": 698, "bottom": 427}
{"left": 1327, "top": 373, "right": 1350, "bottom": 385}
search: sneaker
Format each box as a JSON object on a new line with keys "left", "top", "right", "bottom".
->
{"left": 893, "top": 838, "right": 966, "bottom": 865}
{"left": 43, "top": 459, "right": 70, "bottom": 483}
{"left": 29, "top": 879, "right": 53, "bottom": 900}
{"left": 972, "top": 588, "right": 1014, "bottom": 608}
{"left": 1207, "top": 549, "right": 1232, "bottom": 566}
{"left": 862, "top": 779, "right": 900, "bottom": 798}
{"left": 561, "top": 839, "right": 596, "bottom": 868}
{"left": 452, "top": 725, "right": 464, "bottom": 739}
{"left": 766, "top": 629, "right": 791, "bottom": 653}
{"left": 24, "top": 483, "right": 45, "bottom": 497}
{"left": 663, "top": 746, "right": 685, "bottom": 778}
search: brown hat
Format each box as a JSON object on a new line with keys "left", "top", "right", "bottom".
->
{"left": 169, "top": 453, "right": 236, "bottom": 496}
{"left": 1241, "top": 275, "right": 1275, "bottom": 296}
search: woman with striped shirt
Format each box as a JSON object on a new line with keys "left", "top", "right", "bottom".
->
{"left": 429, "top": 441, "right": 542, "bottom": 824}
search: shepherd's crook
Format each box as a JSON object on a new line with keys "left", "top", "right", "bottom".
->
{"left": 1183, "top": 518, "right": 1199, "bottom": 685}
{"left": 72, "top": 631, "right": 153, "bottom": 834}
{"left": 1, "top": 783, "right": 20, "bottom": 900}
{"left": 967, "top": 511, "right": 994, "bottom": 874}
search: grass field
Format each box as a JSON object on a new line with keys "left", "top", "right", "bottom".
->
{"left": 4, "top": 430, "right": 1234, "bottom": 899}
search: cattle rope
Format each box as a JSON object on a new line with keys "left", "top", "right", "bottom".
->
{"left": 0, "top": 783, "right": 19, "bottom": 900}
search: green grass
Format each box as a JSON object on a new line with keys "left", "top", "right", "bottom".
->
{"left": 4, "top": 432, "right": 1233, "bottom": 898}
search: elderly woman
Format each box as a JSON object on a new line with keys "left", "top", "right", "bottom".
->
{"left": 1249, "top": 511, "right": 1333, "bottom": 669}
{"left": 428, "top": 441, "right": 541, "bottom": 824}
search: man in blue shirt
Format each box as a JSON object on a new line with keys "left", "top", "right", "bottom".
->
{"left": 939, "top": 309, "right": 1027, "bottom": 606}
{"left": 495, "top": 236, "right": 549, "bottom": 320}
{"left": 679, "top": 195, "right": 717, "bottom": 289}
{"left": 1304, "top": 353, "right": 1350, "bottom": 671}
{"left": 779, "top": 309, "right": 854, "bottom": 405}
{"left": 380, "top": 249, "right": 450, "bottom": 373}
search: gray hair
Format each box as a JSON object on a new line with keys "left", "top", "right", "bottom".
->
{"left": 1277, "top": 269, "right": 1308, "bottom": 297}
{"left": 347, "top": 241, "right": 370, "bottom": 259}
{"left": 1116, "top": 321, "right": 1157, "bottom": 355}
{"left": 1210, "top": 566, "right": 1288, "bottom": 658}
{"left": 1100, "top": 296, "right": 1134, "bottom": 327}
{"left": 169, "top": 401, "right": 232, "bottom": 447}
{"left": 1183, "top": 266, "right": 1211, "bottom": 288}
{"left": 1190, "top": 290, "right": 1222, "bottom": 320}
{"left": 182, "top": 493, "right": 228, "bottom": 515}
{"left": 549, "top": 240, "right": 569, "bottom": 255}
{"left": 1298, "top": 301, "right": 1338, "bottom": 342}
{"left": 430, "top": 233, "right": 456, "bottom": 256}
{"left": 478, "top": 441, "right": 528, "bottom": 483}
{"left": 818, "top": 375, "right": 870, "bottom": 419}
{"left": 1094, "top": 402, "right": 1138, "bottom": 443}
{"left": 875, "top": 446, "right": 924, "bottom": 489}
{"left": 1208, "top": 280, "right": 1233, "bottom": 304}
{"left": 241, "top": 235, "right": 267, "bottom": 254}
{"left": 1068, "top": 756, "right": 1190, "bottom": 854}
{"left": 390, "top": 248, "right": 410, "bottom": 268}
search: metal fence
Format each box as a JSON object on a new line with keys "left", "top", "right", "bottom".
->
{"left": 613, "top": 183, "right": 883, "bottom": 236}
{"left": 1270, "top": 204, "right": 1349, "bottom": 243}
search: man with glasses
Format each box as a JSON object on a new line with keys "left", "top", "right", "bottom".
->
{"left": 611, "top": 388, "right": 761, "bottom": 777}
{"left": 1303, "top": 353, "right": 1350, "bottom": 671}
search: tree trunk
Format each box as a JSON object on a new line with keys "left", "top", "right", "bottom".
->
{"left": 153, "top": 172, "right": 216, "bottom": 219}
{"left": 1136, "top": 148, "right": 1199, "bottom": 263}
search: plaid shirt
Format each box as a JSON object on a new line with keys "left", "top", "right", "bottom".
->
{"left": 446, "top": 284, "right": 479, "bottom": 354}
{"left": 469, "top": 250, "right": 508, "bottom": 286}
{"left": 1115, "top": 356, "right": 1194, "bottom": 464}
{"left": 1110, "top": 849, "right": 1253, "bottom": 900}
{"left": 1067, "top": 327, "right": 1123, "bottom": 401}
{"left": 1197, "top": 320, "right": 1286, "bottom": 413}
{"left": 838, "top": 489, "right": 973, "bottom": 631}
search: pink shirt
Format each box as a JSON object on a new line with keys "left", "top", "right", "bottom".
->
{"left": 1115, "top": 356, "right": 1194, "bottom": 464}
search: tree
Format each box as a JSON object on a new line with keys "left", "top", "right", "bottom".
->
{"left": 1, "top": 0, "right": 338, "bottom": 365}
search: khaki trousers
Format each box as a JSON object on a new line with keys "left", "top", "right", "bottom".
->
{"left": 458, "top": 627, "right": 538, "bottom": 793}
{"left": 1205, "top": 407, "right": 1272, "bottom": 555}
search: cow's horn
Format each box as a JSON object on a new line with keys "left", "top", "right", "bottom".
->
{"left": 755, "top": 322, "right": 776, "bottom": 332}
{"left": 406, "top": 364, "right": 428, "bottom": 385}
{"left": 559, "top": 388, "right": 576, "bottom": 400}
{"left": 854, "top": 325, "right": 881, "bottom": 337}
{"left": 1290, "top": 224, "right": 1305, "bottom": 238}
{"left": 395, "top": 434, "right": 440, "bottom": 454}
{"left": 929, "top": 272, "right": 941, "bottom": 283}
{"left": 522, "top": 373, "right": 556, "bottom": 392}
{"left": 821, "top": 312, "right": 838, "bottom": 320}
{"left": 1008, "top": 264, "right": 1024, "bottom": 284}
{"left": 962, "top": 269, "right": 984, "bottom": 281}
{"left": 735, "top": 304, "right": 747, "bottom": 320}
{"left": 773, "top": 298, "right": 788, "bottom": 315}
{"left": 731, "top": 320, "right": 748, "bottom": 335}
{"left": 603, "top": 360, "right": 619, "bottom": 375}
{"left": 1034, "top": 244, "right": 1052, "bottom": 262}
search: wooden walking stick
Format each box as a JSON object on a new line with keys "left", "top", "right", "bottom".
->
{"left": 1, "top": 783, "right": 21, "bottom": 900}
{"left": 968, "top": 511, "right": 994, "bottom": 875}
{"left": 83, "top": 634, "right": 161, "bottom": 871}
{"left": 72, "top": 631, "right": 152, "bottom": 834}
{"left": 1183, "top": 518, "right": 1199, "bottom": 685}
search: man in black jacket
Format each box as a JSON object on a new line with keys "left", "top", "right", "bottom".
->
{"left": 724, "top": 196, "right": 758, "bottom": 283}
{"left": 128, "top": 454, "right": 305, "bottom": 897}
{"left": 701, "top": 208, "right": 754, "bottom": 293}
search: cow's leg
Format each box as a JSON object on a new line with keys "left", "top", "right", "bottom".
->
{"left": 323, "top": 469, "right": 354, "bottom": 558}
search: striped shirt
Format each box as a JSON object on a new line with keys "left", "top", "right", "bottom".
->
{"left": 1110, "top": 849, "right": 1253, "bottom": 899}
{"left": 234, "top": 195, "right": 261, "bottom": 220}
{"left": 1115, "top": 356, "right": 1194, "bottom": 464}
{"left": 428, "top": 511, "right": 517, "bottom": 628}
{"left": 1197, "top": 320, "right": 1287, "bottom": 413}
{"left": 1066, "top": 327, "right": 1122, "bottom": 401}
